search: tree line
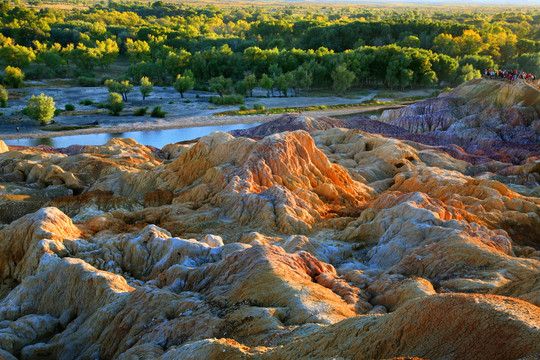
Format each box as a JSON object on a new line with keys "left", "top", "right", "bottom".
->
{"left": 0, "top": 1, "right": 538, "bottom": 95}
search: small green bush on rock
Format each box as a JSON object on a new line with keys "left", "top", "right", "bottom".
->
{"left": 26, "top": 93, "right": 55, "bottom": 124}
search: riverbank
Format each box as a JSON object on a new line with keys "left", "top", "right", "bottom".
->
{"left": 0, "top": 103, "right": 409, "bottom": 141}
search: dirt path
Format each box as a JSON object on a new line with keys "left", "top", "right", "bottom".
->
{"left": 0, "top": 103, "right": 410, "bottom": 141}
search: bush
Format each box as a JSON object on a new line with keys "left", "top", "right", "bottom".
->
{"left": 65, "top": 103, "right": 75, "bottom": 111}
{"left": 80, "top": 99, "right": 93, "bottom": 105}
{"left": 139, "top": 76, "right": 153, "bottom": 100}
{"left": 133, "top": 106, "right": 148, "bottom": 116}
{"left": 239, "top": 105, "right": 247, "bottom": 111}
{"left": 26, "top": 66, "right": 55, "bottom": 80}
{"left": 193, "top": 84, "right": 209, "bottom": 91}
{"left": 209, "top": 95, "right": 244, "bottom": 105}
{"left": 105, "top": 79, "right": 133, "bottom": 101}
{"left": 0, "top": 85, "right": 7, "bottom": 107}
{"left": 107, "top": 92, "right": 124, "bottom": 116}
{"left": 151, "top": 105, "right": 167, "bottom": 118}
{"left": 4, "top": 66, "right": 24, "bottom": 88}
{"left": 253, "top": 103, "right": 265, "bottom": 110}
{"left": 26, "top": 93, "right": 55, "bottom": 124}
{"left": 77, "top": 76, "right": 101, "bottom": 87}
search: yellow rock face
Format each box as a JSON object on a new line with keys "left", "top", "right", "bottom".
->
{"left": 0, "top": 127, "right": 538, "bottom": 359}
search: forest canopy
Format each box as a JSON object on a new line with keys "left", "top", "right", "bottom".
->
{"left": 0, "top": 0, "right": 538, "bottom": 92}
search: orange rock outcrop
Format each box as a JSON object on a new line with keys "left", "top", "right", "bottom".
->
{"left": 0, "top": 94, "right": 539, "bottom": 359}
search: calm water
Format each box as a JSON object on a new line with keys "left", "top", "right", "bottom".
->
{"left": 4, "top": 123, "right": 261, "bottom": 148}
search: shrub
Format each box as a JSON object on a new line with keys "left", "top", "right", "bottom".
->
{"left": 65, "top": 103, "right": 75, "bottom": 111}
{"left": 174, "top": 71, "right": 195, "bottom": 98}
{"left": 107, "top": 92, "right": 124, "bottom": 115}
{"left": 150, "top": 106, "right": 167, "bottom": 118}
{"left": 0, "top": 85, "right": 7, "bottom": 107}
{"left": 253, "top": 103, "right": 265, "bottom": 110}
{"left": 133, "top": 106, "right": 148, "bottom": 116}
{"left": 26, "top": 66, "right": 55, "bottom": 80}
{"left": 4, "top": 66, "right": 24, "bottom": 88}
{"left": 105, "top": 79, "right": 133, "bottom": 101}
{"left": 239, "top": 105, "right": 247, "bottom": 111}
{"left": 139, "top": 76, "right": 153, "bottom": 100}
{"left": 80, "top": 99, "right": 93, "bottom": 105}
{"left": 26, "top": 93, "right": 55, "bottom": 124}
{"left": 209, "top": 95, "right": 244, "bottom": 105}
{"left": 77, "top": 76, "right": 101, "bottom": 87}
{"left": 193, "top": 84, "right": 209, "bottom": 91}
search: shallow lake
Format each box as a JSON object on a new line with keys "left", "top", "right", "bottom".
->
{"left": 4, "top": 122, "right": 261, "bottom": 148}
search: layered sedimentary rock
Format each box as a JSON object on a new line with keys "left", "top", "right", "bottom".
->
{"left": 0, "top": 79, "right": 539, "bottom": 359}
{"left": 379, "top": 79, "right": 540, "bottom": 163}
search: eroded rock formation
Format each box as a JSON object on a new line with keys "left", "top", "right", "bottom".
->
{"left": 0, "top": 79, "right": 539, "bottom": 359}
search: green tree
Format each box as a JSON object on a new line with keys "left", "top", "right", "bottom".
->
{"left": 455, "top": 30, "right": 484, "bottom": 57}
{"left": 433, "top": 54, "right": 459, "bottom": 84}
{"left": 209, "top": 75, "right": 233, "bottom": 97}
{"left": 243, "top": 74, "right": 257, "bottom": 97}
{"left": 173, "top": 70, "right": 195, "bottom": 98}
{"left": 69, "top": 43, "right": 102, "bottom": 71}
{"left": 125, "top": 39, "right": 151, "bottom": 63}
{"left": 455, "top": 64, "right": 481, "bottom": 85}
{"left": 96, "top": 39, "right": 119, "bottom": 68}
{"left": 105, "top": 79, "right": 133, "bottom": 101}
{"left": 26, "top": 93, "right": 55, "bottom": 124}
{"left": 332, "top": 65, "right": 355, "bottom": 96}
{"left": 0, "top": 44, "right": 35, "bottom": 68}
{"left": 234, "top": 80, "right": 247, "bottom": 96}
{"left": 402, "top": 35, "right": 421, "bottom": 48}
{"left": 38, "top": 51, "right": 63, "bottom": 71}
{"left": 459, "top": 55, "right": 496, "bottom": 72}
{"left": 259, "top": 73, "right": 273, "bottom": 97}
{"left": 274, "top": 72, "right": 294, "bottom": 97}
{"left": 0, "top": 85, "right": 7, "bottom": 107}
{"left": 292, "top": 66, "right": 312, "bottom": 96}
{"left": 139, "top": 76, "right": 153, "bottom": 100}
{"left": 107, "top": 92, "right": 124, "bottom": 115}
{"left": 4, "top": 66, "right": 24, "bottom": 88}
{"left": 164, "top": 50, "right": 191, "bottom": 78}
{"left": 516, "top": 39, "right": 537, "bottom": 56}
{"left": 515, "top": 52, "right": 540, "bottom": 74}
{"left": 432, "top": 33, "right": 458, "bottom": 57}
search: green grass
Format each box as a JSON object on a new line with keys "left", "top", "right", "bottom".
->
{"left": 213, "top": 99, "right": 398, "bottom": 116}
{"left": 41, "top": 125, "right": 100, "bottom": 131}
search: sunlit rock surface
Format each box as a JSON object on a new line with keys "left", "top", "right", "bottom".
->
{"left": 0, "top": 79, "right": 539, "bottom": 359}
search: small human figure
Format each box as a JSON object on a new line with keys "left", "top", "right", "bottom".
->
{"left": 16, "top": 126, "right": 19, "bottom": 132}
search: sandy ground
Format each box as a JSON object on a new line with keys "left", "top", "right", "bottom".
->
{"left": 0, "top": 84, "right": 429, "bottom": 140}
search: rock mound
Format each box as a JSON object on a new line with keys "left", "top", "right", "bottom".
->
{"left": 379, "top": 79, "right": 540, "bottom": 162}
{"left": 0, "top": 126, "right": 539, "bottom": 359}
{"left": 229, "top": 113, "right": 408, "bottom": 139}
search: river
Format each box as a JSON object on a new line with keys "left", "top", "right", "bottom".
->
{"left": 3, "top": 123, "right": 261, "bottom": 148}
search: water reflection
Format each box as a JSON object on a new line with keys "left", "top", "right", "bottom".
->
{"left": 4, "top": 123, "right": 261, "bottom": 149}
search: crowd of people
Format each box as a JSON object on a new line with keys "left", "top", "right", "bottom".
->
{"left": 484, "top": 69, "right": 536, "bottom": 81}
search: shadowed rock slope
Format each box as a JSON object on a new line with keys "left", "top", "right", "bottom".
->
{"left": 379, "top": 78, "right": 540, "bottom": 163}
